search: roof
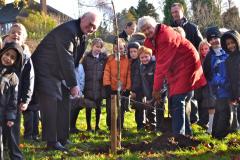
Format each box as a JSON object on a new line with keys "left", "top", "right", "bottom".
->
{"left": 30, "top": 2, "right": 73, "bottom": 20}
{"left": 0, "top": 2, "right": 72, "bottom": 24}
{"left": 42, "top": 4, "right": 73, "bottom": 19}
{"left": 0, "top": 3, "right": 24, "bottom": 23}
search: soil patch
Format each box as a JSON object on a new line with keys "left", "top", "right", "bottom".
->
{"left": 157, "top": 117, "right": 172, "bottom": 133}
{"left": 91, "top": 132, "right": 202, "bottom": 153}
{"left": 125, "top": 132, "right": 201, "bottom": 152}
{"left": 227, "top": 138, "right": 240, "bottom": 148}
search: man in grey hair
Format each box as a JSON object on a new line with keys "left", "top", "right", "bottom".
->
{"left": 138, "top": 16, "right": 206, "bottom": 136}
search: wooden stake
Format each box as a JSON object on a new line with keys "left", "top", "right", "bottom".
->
{"left": 111, "top": 95, "right": 117, "bottom": 153}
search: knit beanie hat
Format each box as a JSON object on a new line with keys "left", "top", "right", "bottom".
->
{"left": 127, "top": 42, "right": 140, "bottom": 58}
{"left": 205, "top": 26, "right": 221, "bottom": 42}
{"left": 127, "top": 42, "right": 140, "bottom": 50}
{"left": 129, "top": 32, "right": 146, "bottom": 45}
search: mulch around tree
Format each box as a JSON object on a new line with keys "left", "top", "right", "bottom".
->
{"left": 90, "top": 132, "right": 202, "bottom": 153}
{"left": 90, "top": 117, "right": 202, "bottom": 154}
{"left": 124, "top": 132, "right": 202, "bottom": 152}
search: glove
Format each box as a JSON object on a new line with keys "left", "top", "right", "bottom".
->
{"left": 130, "top": 92, "right": 136, "bottom": 100}
{"left": 104, "top": 85, "right": 112, "bottom": 97}
{"left": 122, "top": 90, "right": 130, "bottom": 97}
{"left": 152, "top": 90, "right": 162, "bottom": 103}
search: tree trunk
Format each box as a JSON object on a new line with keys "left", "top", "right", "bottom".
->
{"left": 28, "top": 0, "right": 33, "bottom": 6}
{"left": 40, "top": 0, "right": 47, "bottom": 14}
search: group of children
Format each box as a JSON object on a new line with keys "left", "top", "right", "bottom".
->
{"left": 69, "top": 25, "right": 240, "bottom": 140}
{"left": 196, "top": 27, "right": 240, "bottom": 139}
{"left": 1, "top": 21, "right": 240, "bottom": 158}
{"left": 72, "top": 35, "right": 165, "bottom": 133}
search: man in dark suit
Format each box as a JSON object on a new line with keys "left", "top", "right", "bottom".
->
{"left": 32, "top": 11, "right": 101, "bottom": 151}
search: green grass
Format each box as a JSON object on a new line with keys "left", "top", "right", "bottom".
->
{"left": 11, "top": 106, "right": 240, "bottom": 160}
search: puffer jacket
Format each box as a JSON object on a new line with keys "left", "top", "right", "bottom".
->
{"left": 221, "top": 30, "right": 240, "bottom": 100}
{"left": 103, "top": 54, "right": 131, "bottom": 91}
{"left": 18, "top": 44, "right": 34, "bottom": 105}
{"left": 203, "top": 48, "right": 230, "bottom": 98}
{"left": 140, "top": 60, "right": 155, "bottom": 100}
{"left": 1, "top": 38, "right": 35, "bottom": 106}
{"left": 130, "top": 59, "right": 142, "bottom": 93}
{"left": 82, "top": 52, "right": 107, "bottom": 100}
{"left": 171, "top": 17, "right": 203, "bottom": 49}
{"left": 0, "top": 42, "right": 23, "bottom": 121}
{"left": 144, "top": 24, "right": 206, "bottom": 97}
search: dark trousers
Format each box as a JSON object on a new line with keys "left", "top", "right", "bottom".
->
{"left": 145, "top": 106, "right": 156, "bottom": 130}
{"left": 237, "top": 105, "right": 240, "bottom": 127}
{"left": 2, "top": 123, "right": 23, "bottom": 160}
{"left": 190, "top": 98, "right": 199, "bottom": 123}
{"left": 134, "top": 95, "right": 144, "bottom": 130}
{"left": 23, "top": 110, "right": 39, "bottom": 139}
{"left": 198, "top": 100, "right": 209, "bottom": 127}
{"left": 230, "top": 105, "right": 238, "bottom": 131}
{"left": 212, "top": 99, "right": 231, "bottom": 139}
{"left": 86, "top": 100, "right": 102, "bottom": 130}
{"left": 106, "top": 96, "right": 126, "bottom": 130}
{"left": 156, "top": 102, "right": 165, "bottom": 130}
{"left": 3, "top": 111, "right": 23, "bottom": 160}
{"left": 70, "top": 107, "right": 82, "bottom": 130}
{"left": 156, "top": 93, "right": 167, "bottom": 130}
{"left": 238, "top": 105, "right": 240, "bottom": 124}
{"left": 38, "top": 86, "right": 70, "bottom": 144}
{"left": 0, "top": 126, "right": 3, "bottom": 160}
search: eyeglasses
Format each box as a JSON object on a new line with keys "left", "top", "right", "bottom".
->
{"left": 88, "top": 21, "right": 97, "bottom": 31}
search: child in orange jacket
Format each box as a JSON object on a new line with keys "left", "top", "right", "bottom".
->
{"left": 103, "top": 38, "right": 131, "bottom": 130}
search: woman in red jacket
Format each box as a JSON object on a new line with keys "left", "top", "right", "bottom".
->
{"left": 137, "top": 16, "right": 206, "bottom": 135}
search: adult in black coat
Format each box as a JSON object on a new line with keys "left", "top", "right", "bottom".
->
{"left": 31, "top": 11, "right": 101, "bottom": 151}
{"left": 170, "top": 3, "right": 203, "bottom": 50}
{"left": 119, "top": 21, "right": 136, "bottom": 42}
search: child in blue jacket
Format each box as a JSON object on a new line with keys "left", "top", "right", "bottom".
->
{"left": 203, "top": 26, "right": 231, "bottom": 139}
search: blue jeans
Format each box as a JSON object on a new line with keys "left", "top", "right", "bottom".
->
{"left": 169, "top": 91, "right": 193, "bottom": 135}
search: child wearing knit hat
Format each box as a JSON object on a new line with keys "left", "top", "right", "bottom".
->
{"left": 127, "top": 42, "right": 145, "bottom": 130}
{"left": 205, "top": 26, "right": 221, "bottom": 42}
{"left": 128, "top": 42, "right": 140, "bottom": 59}
{"left": 203, "top": 26, "right": 231, "bottom": 139}
{"left": 129, "top": 32, "right": 146, "bottom": 45}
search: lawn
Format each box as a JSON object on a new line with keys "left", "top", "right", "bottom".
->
{"left": 16, "top": 105, "right": 240, "bottom": 160}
